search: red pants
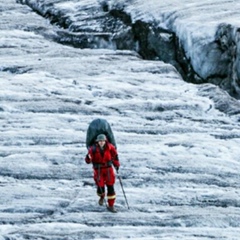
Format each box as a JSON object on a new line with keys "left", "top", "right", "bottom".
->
{"left": 93, "top": 166, "right": 116, "bottom": 206}
{"left": 93, "top": 166, "right": 115, "bottom": 186}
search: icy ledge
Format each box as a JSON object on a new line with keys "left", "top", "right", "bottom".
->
{"left": 19, "top": 0, "right": 240, "bottom": 99}
{"left": 112, "top": 0, "right": 240, "bottom": 98}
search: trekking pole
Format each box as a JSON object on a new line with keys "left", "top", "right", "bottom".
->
{"left": 117, "top": 174, "right": 130, "bottom": 209}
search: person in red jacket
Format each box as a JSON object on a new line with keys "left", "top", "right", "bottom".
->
{"left": 85, "top": 134, "right": 120, "bottom": 213}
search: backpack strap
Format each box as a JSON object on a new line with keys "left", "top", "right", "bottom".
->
{"left": 92, "top": 144, "right": 97, "bottom": 154}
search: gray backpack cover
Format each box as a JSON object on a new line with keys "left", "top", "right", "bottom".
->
{"left": 86, "top": 118, "right": 117, "bottom": 149}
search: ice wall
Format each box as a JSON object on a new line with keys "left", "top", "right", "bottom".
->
{"left": 19, "top": 0, "right": 240, "bottom": 98}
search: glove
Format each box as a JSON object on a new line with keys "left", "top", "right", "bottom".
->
{"left": 115, "top": 166, "right": 119, "bottom": 173}
{"left": 85, "top": 154, "right": 92, "bottom": 164}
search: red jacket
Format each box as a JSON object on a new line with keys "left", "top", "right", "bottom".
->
{"left": 86, "top": 142, "right": 120, "bottom": 169}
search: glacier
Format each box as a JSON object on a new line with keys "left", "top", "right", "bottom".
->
{"left": 1, "top": 0, "right": 240, "bottom": 239}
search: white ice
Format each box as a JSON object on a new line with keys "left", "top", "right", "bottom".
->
{"left": 1, "top": 0, "right": 240, "bottom": 239}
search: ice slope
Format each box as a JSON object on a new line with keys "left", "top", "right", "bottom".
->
{"left": 1, "top": 0, "right": 240, "bottom": 239}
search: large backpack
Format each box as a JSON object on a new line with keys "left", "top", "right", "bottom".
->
{"left": 86, "top": 118, "right": 117, "bottom": 149}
